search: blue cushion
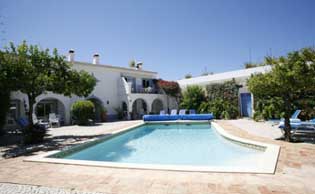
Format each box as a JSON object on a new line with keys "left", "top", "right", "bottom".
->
{"left": 143, "top": 115, "right": 179, "bottom": 121}
{"left": 16, "top": 118, "right": 30, "bottom": 128}
{"left": 181, "top": 114, "right": 214, "bottom": 120}
{"left": 189, "top": 109, "right": 196, "bottom": 114}
{"left": 143, "top": 113, "right": 214, "bottom": 121}
{"left": 168, "top": 115, "right": 181, "bottom": 120}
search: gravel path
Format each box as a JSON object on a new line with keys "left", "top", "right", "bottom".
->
{"left": 0, "top": 183, "right": 105, "bottom": 194}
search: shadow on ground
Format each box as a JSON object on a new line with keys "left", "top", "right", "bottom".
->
{"left": 0, "top": 132, "right": 107, "bottom": 159}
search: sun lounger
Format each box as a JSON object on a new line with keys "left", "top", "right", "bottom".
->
{"left": 189, "top": 109, "right": 196, "bottom": 114}
{"left": 279, "top": 109, "right": 302, "bottom": 127}
{"left": 279, "top": 110, "right": 302, "bottom": 124}
{"left": 291, "top": 110, "right": 301, "bottom": 119}
{"left": 182, "top": 109, "right": 213, "bottom": 120}
{"left": 143, "top": 109, "right": 178, "bottom": 121}
{"left": 33, "top": 113, "right": 50, "bottom": 128}
{"left": 178, "top": 109, "right": 186, "bottom": 115}
{"left": 143, "top": 108, "right": 214, "bottom": 121}
{"left": 159, "top": 110, "right": 166, "bottom": 115}
{"left": 16, "top": 117, "right": 49, "bottom": 131}
{"left": 168, "top": 109, "right": 180, "bottom": 120}
{"left": 279, "top": 121, "right": 315, "bottom": 140}
{"left": 170, "top": 109, "right": 177, "bottom": 115}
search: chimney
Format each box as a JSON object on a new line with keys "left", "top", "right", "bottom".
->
{"left": 68, "top": 49, "right": 75, "bottom": 62}
{"left": 93, "top": 53, "right": 100, "bottom": 64}
{"left": 136, "top": 62, "right": 143, "bottom": 70}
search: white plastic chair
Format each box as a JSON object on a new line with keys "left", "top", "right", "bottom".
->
{"left": 179, "top": 109, "right": 186, "bottom": 115}
{"left": 170, "top": 109, "right": 177, "bottom": 115}
{"left": 49, "top": 113, "right": 60, "bottom": 127}
{"left": 32, "top": 113, "right": 50, "bottom": 128}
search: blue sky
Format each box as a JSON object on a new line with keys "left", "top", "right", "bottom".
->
{"left": 1, "top": 0, "right": 314, "bottom": 80}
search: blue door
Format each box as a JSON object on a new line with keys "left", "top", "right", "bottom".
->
{"left": 241, "top": 93, "right": 252, "bottom": 117}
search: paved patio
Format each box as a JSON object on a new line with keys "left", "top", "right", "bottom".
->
{"left": 226, "top": 119, "right": 283, "bottom": 139}
{"left": 0, "top": 120, "right": 315, "bottom": 194}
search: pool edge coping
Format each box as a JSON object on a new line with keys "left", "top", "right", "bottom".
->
{"left": 24, "top": 121, "right": 280, "bottom": 174}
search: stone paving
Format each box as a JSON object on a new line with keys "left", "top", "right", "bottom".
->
{"left": 0, "top": 120, "right": 315, "bottom": 194}
{"left": 226, "top": 119, "right": 283, "bottom": 139}
{"left": 0, "top": 120, "right": 142, "bottom": 159}
{"left": 0, "top": 183, "right": 105, "bottom": 194}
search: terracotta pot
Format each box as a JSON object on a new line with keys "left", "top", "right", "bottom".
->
{"left": 101, "top": 112, "right": 107, "bottom": 122}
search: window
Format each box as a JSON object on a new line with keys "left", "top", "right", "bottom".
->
{"left": 7, "top": 100, "right": 20, "bottom": 125}
{"left": 36, "top": 100, "right": 57, "bottom": 119}
{"left": 142, "top": 79, "right": 150, "bottom": 88}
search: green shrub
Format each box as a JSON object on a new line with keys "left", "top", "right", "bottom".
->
{"left": 199, "top": 98, "right": 238, "bottom": 119}
{"left": 178, "top": 80, "right": 240, "bottom": 119}
{"left": 253, "top": 97, "right": 285, "bottom": 120}
{"left": 180, "top": 85, "right": 205, "bottom": 111}
{"left": 253, "top": 111, "right": 265, "bottom": 122}
{"left": 99, "top": 106, "right": 107, "bottom": 122}
{"left": 253, "top": 96, "right": 315, "bottom": 121}
{"left": 114, "top": 107, "right": 124, "bottom": 120}
{"left": 198, "top": 101, "right": 212, "bottom": 114}
{"left": 201, "top": 79, "right": 240, "bottom": 119}
{"left": 71, "top": 100, "right": 95, "bottom": 125}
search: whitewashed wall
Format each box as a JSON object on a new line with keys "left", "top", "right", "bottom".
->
{"left": 7, "top": 61, "right": 175, "bottom": 127}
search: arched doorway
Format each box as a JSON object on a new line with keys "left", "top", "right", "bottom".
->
{"left": 35, "top": 98, "right": 65, "bottom": 125}
{"left": 151, "top": 98, "right": 164, "bottom": 114}
{"left": 132, "top": 99, "right": 147, "bottom": 120}
{"left": 88, "top": 97, "right": 106, "bottom": 122}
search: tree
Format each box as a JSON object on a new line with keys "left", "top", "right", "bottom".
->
{"left": 244, "top": 62, "right": 260, "bottom": 69}
{"left": 1, "top": 41, "right": 97, "bottom": 142}
{"left": 248, "top": 48, "right": 315, "bottom": 141}
{"left": 0, "top": 50, "right": 11, "bottom": 135}
{"left": 129, "top": 60, "right": 136, "bottom": 68}
{"left": 180, "top": 85, "right": 205, "bottom": 111}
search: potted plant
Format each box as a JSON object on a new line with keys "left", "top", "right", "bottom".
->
{"left": 100, "top": 106, "right": 107, "bottom": 122}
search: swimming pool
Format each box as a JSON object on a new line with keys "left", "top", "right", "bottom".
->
{"left": 26, "top": 122, "right": 280, "bottom": 173}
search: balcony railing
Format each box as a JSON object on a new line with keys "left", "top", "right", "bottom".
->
{"left": 121, "top": 78, "right": 164, "bottom": 94}
{"left": 131, "top": 87, "right": 163, "bottom": 94}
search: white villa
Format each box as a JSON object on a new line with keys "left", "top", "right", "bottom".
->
{"left": 177, "top": 65, "right": 272, "bottom": 117}
{"left": 5, "top": 50, "right": 177, "bottom": 129}
{"left": 5, "top": 50, "right": 272, "bottom": 130}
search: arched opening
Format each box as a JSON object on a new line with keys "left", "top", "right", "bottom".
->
{"left": 151, "top": 98, "right": 164, "bottom": 114}
{"left": 88, "top": 97, "right": 106, "bottom": 122}
{"left": 132, "top": 99, "right": 147, "bottom": 120}
{"left": 35, "top": 98, "right": 65, "bottom": 125}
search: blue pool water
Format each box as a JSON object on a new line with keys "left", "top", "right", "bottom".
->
{"left": 60, "top": 123, "right": 264, "bottom": 167}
